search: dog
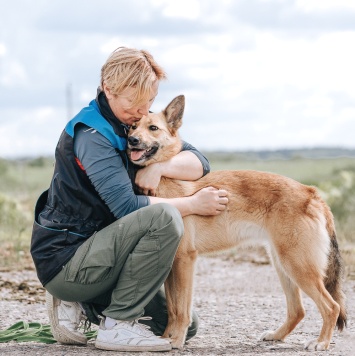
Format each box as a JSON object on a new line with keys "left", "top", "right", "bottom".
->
{"left": 127, "top": 95, "right": 346, "bottom": 351}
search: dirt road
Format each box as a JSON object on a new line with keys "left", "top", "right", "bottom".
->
{"left": 1, "top": 252, "right": 354, "bottom": 355}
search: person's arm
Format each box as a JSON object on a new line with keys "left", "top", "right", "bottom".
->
{"left": 149, "top": 186, "right": 228, "bottom": 217}
{"left": 74, "top": 124, "right": 149, "bottom": 219}
{"left": 135, "top": 141, "right": 210, "bottom": 196}
{"left": 180, "top": 140, "right": 210, "bottom": 177}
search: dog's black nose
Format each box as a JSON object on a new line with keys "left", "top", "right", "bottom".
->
{"left": 128, "top": 136, "right": 140, "bottom": 146}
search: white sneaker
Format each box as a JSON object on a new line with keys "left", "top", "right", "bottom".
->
{"left": 46, "top": 291, "right": 87, "bottom": 345}
{"left": 95, "top": 316, "right": 172, "bottom": 352}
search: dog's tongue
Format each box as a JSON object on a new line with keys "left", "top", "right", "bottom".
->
{"left": 130, "top": 150, "right": 145, "bottom": 161}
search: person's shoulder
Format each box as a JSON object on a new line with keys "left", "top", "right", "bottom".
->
{"left": 74, "top": 123, "right": 111, "bottom": 147}
{"left": 75, "top": 122, "right": 95, "bottom": 134}
{"left": 181, "top": 140, "right": 197, "bottom": 151}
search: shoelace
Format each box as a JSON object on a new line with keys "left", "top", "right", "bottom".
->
{"left": 82, "top": 317, "right": 94, "bottom": 335}
{"left": 61, "top": 302, "right": 84, "bottom": 323}
{"left": 75, "top": 309, "right": 96, "bottom": 339}
{"left": 130, "top": 317, "right": 155, "bottom": 337}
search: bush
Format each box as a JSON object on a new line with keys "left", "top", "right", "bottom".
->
{"left": 28, "top": 157, "right": 46, "bottom": 168}
{"left": 318, "top": 170, "right": 355, "bottom": 243}
{"left": 0, "top": 194, "right": 31, "bottom": 268}
{"left": 0, "top": 159, "right": 8, "bottom": 176}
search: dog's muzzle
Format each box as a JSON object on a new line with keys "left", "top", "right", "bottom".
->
{"left": 127, "top": 136, "right": 159, "bottom": 164}
{"left": 128, "top": 136, "right": 140, "bottom": 147}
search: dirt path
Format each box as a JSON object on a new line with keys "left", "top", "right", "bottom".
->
{"left": 1, "top": 252, "right": 354, "bottom": 355}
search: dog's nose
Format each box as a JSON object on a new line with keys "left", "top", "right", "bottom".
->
{"left": 128, "top": 136, "right": 140, "bottom": 146}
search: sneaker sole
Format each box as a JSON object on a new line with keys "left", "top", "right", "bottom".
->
{"left": 95, "top": 339, "right": 172, "bottom": 352}
{"left": 46, "top": 291, "right": 87, "bottom": 345}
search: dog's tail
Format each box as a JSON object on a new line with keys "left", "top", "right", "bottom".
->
{"left": 324, "top": 222, "right": 347, "bottom": 331}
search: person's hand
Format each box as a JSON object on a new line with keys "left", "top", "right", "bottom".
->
{"left": 135, "top": 163, "right": 163, "bottom": 196}
{"left": 190, "top": 187, "right": 228, "bottom": 216}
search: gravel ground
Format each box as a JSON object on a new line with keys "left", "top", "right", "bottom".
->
{"left": 0, "top": 251, "right": 354, "bottom": 356}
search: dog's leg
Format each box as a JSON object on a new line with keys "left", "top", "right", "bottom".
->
{"left": 298, "top": 278, "right": 340, "bottom": 351}
{"left": 264, "top": 246, "right": 340, "bottom": 351}
{"left": 261, "top": 249, "right": 305, "bottom": 342}
{"left": 163, "top": 248, "right": 198, "bottom": 349}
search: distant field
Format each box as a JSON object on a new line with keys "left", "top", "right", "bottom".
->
{"left": 207, "top": 154, "right": 355, "bottom": 185}
{"left": 1, "top": 154, "right": 354, "bottom": 276}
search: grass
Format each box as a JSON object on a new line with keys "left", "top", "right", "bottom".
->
{"left": 0, "top": 157, "right": 54, "bottom": 270}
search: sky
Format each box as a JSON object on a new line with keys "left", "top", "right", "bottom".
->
{"left": 1, "top": 0, "right": 355, "bottom": 158}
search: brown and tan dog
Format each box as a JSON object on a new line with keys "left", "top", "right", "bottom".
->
{"left": 127, "top": 95, "right": 346, "bottom": 351}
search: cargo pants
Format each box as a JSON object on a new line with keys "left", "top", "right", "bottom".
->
{"left": 45, "top": 203, "right": 198, "bottom": 339}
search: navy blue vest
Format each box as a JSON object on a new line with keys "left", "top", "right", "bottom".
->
{"left": 31, "top": 100, "right": 128, "bottom": 286}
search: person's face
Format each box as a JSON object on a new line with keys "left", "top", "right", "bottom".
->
{"left": 103, "top": 81, "right": 159, "bottom": 126}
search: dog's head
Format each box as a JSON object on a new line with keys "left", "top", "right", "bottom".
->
{"left": 127, "top": 95, "right": 185, "bottom": 166}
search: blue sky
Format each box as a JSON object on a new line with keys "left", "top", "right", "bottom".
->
{"left": 1, "top": 0, "right": 355, "bottom": 158}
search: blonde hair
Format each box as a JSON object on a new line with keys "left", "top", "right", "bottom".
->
{"left": 101, "top": 47, "right": 167, "bottom": 107}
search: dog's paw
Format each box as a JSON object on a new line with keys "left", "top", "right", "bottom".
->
{"left": 260, "top": 330, "right": 278, "bottom": 341}
{"left": 170, "top": 338, "right": 185, "bottom": 350}
{"left": 163, "top": 331, "right": 185, "bottom": 349}
{"left": 304, "top": 338, "right": 328, "bottom": 351}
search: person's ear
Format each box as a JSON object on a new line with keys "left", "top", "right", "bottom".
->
{"left": 103, "top": 82, "right": 113, "bottom": 100}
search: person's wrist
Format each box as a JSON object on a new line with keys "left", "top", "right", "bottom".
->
{"left": 157, "top": 161, "right": 166, "bottom": 177}
{"left": 186, "top": 195, "right": 195, "bottom": 215}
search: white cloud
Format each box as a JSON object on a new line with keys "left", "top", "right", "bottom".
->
{"left": 0, "top": 107, "right": 64, "bottom": 158}
{"left": 1, "top": 60, "right": 28, "bottom": 87}
{"left": 302, "top": 95, "right": 333, "bottom": 118}
{"left": 152, "top": 0, "right": 201, "bottom": 20}
{"left": 80, "top": 89, "right": 95, "bottom": 104}
{"left": 0, "top": 43, "right": 6, "bottom": 56}
{"left": 100, "top": 38, "right": 130, "bottom": 55}
{"left": 296, "top": 0, "right": 355, "bottom": 12}
{"left": 1, "top": 0, "right": 355, "bottom": 158}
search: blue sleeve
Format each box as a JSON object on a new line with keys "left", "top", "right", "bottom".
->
{"left": 181, "top": 140, "right": 210, "bottom": 176}
{"left": 73, "top": 124, "right": 150, "bottom": 219}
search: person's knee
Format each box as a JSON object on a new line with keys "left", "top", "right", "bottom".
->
{"left": 153, "top": 203, "right": 184, "bottom": 238}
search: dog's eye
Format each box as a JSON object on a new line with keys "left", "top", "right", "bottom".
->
{"left": 149, "top": 125, "right": 158, "bottom": 131}
{"left": 131, "top": 125, "right": 137, "bottom": 130}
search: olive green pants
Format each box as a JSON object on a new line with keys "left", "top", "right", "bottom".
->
{"left": 46, "top": 203, "right": 198, "bottom": 338}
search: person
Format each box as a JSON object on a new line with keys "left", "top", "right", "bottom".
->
{"left": 30, "top": 47, "right": 228, "bottom": 352}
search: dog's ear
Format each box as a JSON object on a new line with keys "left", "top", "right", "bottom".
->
{"left": 163, "top": 95, "right": 185, "bottom": 133}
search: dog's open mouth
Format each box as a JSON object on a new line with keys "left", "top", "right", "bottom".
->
{"left": 128, "top": 145, "right": 159, "bottom": 164}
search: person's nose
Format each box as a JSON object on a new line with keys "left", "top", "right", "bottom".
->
{"left": 137, "top": 102, "right": 149, "bottom": 116}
